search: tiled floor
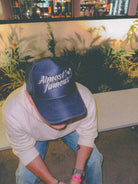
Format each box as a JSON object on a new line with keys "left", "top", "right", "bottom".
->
{"left": 0, "top": 126, "right": 138, "bottom": 184}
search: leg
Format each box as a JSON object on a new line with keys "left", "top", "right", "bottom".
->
{"left": 61, "top": 131, "right": 103, "bottom": 184}
{"left": 85, "top": 145, "right": 103, "bottom": 184}
{"left": 61, "top": 131, "right": 79, "bottom": 152}
{"left": 16, "top": 141, "right": 49, "bottom": 184}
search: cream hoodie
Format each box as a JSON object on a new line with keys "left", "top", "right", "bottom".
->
{"left": 3, "top": 83, "right": 97, "bottom": 166}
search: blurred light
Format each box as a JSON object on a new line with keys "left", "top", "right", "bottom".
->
{"left": 36, "top": 8, "right": 40, "bottom": 14}
{"left": 44, "top": 12, "right": 49, "bottom": 16}
{"left": 26, "top": 9, "right": 30, "bottom": 16}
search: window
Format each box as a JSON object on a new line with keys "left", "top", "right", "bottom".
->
{"left": 109, "top": 0, "right": 130, "bottom": 16}
{"left": 0, "top": 0, "right": 137, "bottom": 22}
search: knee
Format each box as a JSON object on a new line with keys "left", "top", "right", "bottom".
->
{"left": 16, "top": 162, "right": 40, "bottom": 184}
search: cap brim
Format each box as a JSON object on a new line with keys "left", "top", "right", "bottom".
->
{"left": 32, "top": 89, "right": 86, "bottom": 124}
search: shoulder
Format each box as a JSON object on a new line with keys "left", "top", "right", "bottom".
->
{"left": 76, "top": 83, "right": 94, "bottom": 100}
{"left": 2, "top": 85, "right": 29, "bottom": 131}
{"left": 2, "top": 86, "right": 24, "bottom": 117}
{"left": 76, "top": 82, "right": 95, "bottom": 108}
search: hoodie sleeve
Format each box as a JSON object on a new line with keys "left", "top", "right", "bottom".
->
{"left": 76, "top": 83, "right": 98, "bottom": 147}
{"left": 3, "top": 100, "right": 39, "bottom": 166}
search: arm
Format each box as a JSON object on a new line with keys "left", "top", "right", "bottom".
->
{"left": 70, "top": 145, "right": 92, "bottom": 184}
{"left": 26, "top": 154, "right": 65, "bottom": 184}
{"left": 3, "top": 111, "right": 65, "bottom": 184}
{"left": 26, "top": 154, "right": 57, "bottom": 184}
{"left": 70, "top": 85, "right": 98, "bottom": 183}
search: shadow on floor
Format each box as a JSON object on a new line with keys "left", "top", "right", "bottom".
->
{"left": 0, "top": 126, "right": 138, "bottom": 184}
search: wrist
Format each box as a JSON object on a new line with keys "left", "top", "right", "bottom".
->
{"left": 72, "top": 172, "right": 82, "bottom": 179}
{"left": 71, "top": 175, "right": 82, "bottom": 183}
{"left": 72, "top": 168, "right": 85, "bottom": 178}
{"left": 50, "top": 178, "right": 59, "bottom": 184}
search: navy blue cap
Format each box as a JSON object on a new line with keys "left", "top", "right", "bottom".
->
{"left": 26, "top": 57, "right": 86, "bottom": 124}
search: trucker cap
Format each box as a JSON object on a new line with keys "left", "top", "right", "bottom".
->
{"left": 26, "top": 57, "right": 86, "bottom": 124}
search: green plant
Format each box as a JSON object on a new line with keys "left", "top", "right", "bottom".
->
{"left": 122, "top": 20, "right": 138, "bottom": 50}
{"left": 104, "top": 47, "right": 136, "bottom": 73}
{"left": 45, "top": 23, "right": 138, "bottom": 92}
{"left": 98, "top": 84, "right": 111, "bottom": 93}
{"left": 0, "top": 26, "right": 34, "bottom": 100}
{"left": 61, "top": 42, "right": 138, "bottom": 93}
{"left": 0, "top": 67, "right": 25, "bottom": 93}
{"left": 128, "top": 49, "right": 138, "bottom": 78}
{"left": 64, "top": 26, "right": 108, "bottom": 55}
{"left": 61, "top": 47, "right": 83, "bottom": 79}
{"left": 47, "top": 23, "right": 57, "bottom": 57}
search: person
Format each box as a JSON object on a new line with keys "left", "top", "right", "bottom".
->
{"left": 84, "top": 7, "right": 90, "bottom": 17}
{"left": 3, "top": 57, "right": 103, "bottom": 184}
{"left": 90, "top": 6, "right": 97, "bottom": 17}
{"left": 90, "top": 6, "right": 95, "bottom": 16}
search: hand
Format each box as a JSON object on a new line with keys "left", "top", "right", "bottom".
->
{"left": 70, "top": 179, "right": 81, "bottom": 184}
{"left": 56, "top": 180, "right": 66, "bottom": 184}
{"left": 70, "top": 177, "right": 81, "bottom": 184}
{"left": 48, "top": 179, "right": 66, "bottom": 184}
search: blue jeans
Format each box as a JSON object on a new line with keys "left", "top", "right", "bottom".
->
{"left": 16, "top": 131, "right": 103, "bottom": 184}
